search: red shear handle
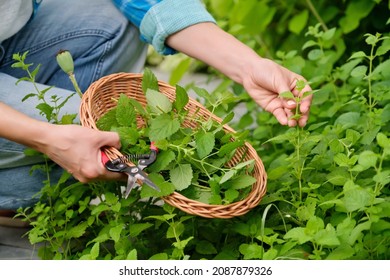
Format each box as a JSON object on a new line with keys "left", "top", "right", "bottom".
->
{"left": 150, "top": 141, "right": 158, "bottom": 152}
{"left": 101, "top": 150, "right": 110, "bottom": 165}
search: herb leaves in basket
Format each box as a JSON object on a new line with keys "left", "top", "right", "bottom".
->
{"left": 96, "top": 69, "right": 256, "bottom": 205}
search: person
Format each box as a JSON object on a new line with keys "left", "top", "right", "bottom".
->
{"left": 0, "top": 0, "right": 312, "bottom": 210}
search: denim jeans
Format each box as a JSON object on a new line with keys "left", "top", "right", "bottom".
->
{"left": 0, "top": 0, "right": 148, "bottom": 209}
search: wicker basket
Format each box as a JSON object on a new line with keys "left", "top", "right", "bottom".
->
{"left": 80, "top": 72, "right": 267, "bottom": 219}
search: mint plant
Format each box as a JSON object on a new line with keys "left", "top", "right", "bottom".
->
{"left": 96, "top": 68, "right": 256, "bottom": 205}
{"left": 11, "top": 0, "right": 390, "bottom": 259}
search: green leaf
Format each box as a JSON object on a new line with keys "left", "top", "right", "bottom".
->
{"left": 166, "top": 222, "right": 185, "bottom": 238}
{"left": 222, "top": 174, "right": 257, "bottom": 190}
{"left": 342, "top": 186, "right": 372, "bottom": 212}
{"left": 90, "top": 242, "right": 100, "bottom": 259}
{"left": 61, "top": 114, "right": 76, "bottom": 124}
{"left": 142, "top": 67, "right": 159, "bottom": 93}
{"left": 377, "top": 132, "right": 390, "bottom": 149}
{"left": 221, "top": 112, "right": 235, "bottom": 125}
{"left": 114, "top": 127, "right": 139, "bottom": 148}
{"left": 173, "top": 85, "right": 189, "bottom": 112}
{"left": 219, "top": 170, "right": 236, "bottom": 185}
{"left": 279, "top": 91, "right": 295, "bottom": 99}
{"left": 349, "top": 51, "right": 367, "bottom": 59}
{"left": 195, "top": 131, "right": 215, "bottom": 158}
{"left": 129, "top": 223, "right": 153, "bottom": 237}
{"left": 36, "top": 103, "right": 53, "bottom": 121}
{"left": 140, "top": 173, "right": 175, "bottom": 198}
{"left": 348, "top": 221, "right": 371, "bottom": 245}
{"left": 149, "top": 253, "right": 168, "bottom": 260}
{"left": 334, "top": 112, "right": 361, "bottom": 129}
{"left": 218, "top": 140, "right": 243, "bottom": 157}
{"left": 149, "top": 114, "right": 180, "bottom": 141}
{"left": 170, "top": 164, "right": 193, "bottom": 191}
{"left": 239, "top": 243, "right": 263, "bottom": 260}
{"left": 109, "top": 224, "right": 123, "bottom": 243}
{"left": 196, "top": 240, "right": 218, "bottom": 255}
{"left": 314, "top": 224, "right": 340, "bottom": 246}
{"left": 326, "top": 244, "right": 355, "bottom": 260}
{"left": 126, "top": 249, "right": 137, "bottom": 260}
{"left": 148, "top": 150, "right": 176, "bottom": 172}
{"left": 65, "top": 222, "right": 88, "bottom": 238}
{"left": 146, "top": 89, "right": 172, "bottom": 114}
{"left": 96, "top": 108, "right": 118, "bottom": 131}
{"left": 288, "top": 9, "right": 308, "bottom": 34}
{"left": 116, "top": 94, "right": 136, "bottom": 126}
{"left": 284, "top": 227, "right": 312, "bottom": 244}
{"left": 326, "top": 168, "right": 349, "bottom": 186}
{"left": 358, "top": 150, "right": 378, "bottom": 168}
{"left": 351, "top": 65, "right": 367, "bottom": 78}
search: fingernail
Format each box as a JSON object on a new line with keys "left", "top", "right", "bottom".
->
{"left": 287, "top": 100, "right": 295, "bottom": 106}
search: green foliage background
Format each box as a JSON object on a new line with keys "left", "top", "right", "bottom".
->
{"left": 19, "top": 0, "right": 390, "bottom": 260}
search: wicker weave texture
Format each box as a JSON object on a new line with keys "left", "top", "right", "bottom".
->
{"left": 80, "top": 73, "right": 267, "bottom": 219}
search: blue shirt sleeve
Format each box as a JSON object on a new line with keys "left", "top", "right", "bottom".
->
{"left": 111, "top": 0, "right": 162, "bottom": 28}
{"left": 112, "top": 0, "right": 216, "bottom": 55}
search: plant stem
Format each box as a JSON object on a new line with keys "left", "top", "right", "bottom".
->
{"left": 305, "top": 0, "right": 328, "bottom": 31}
{"left": 69, "top": 73, "right": 83, "bottom": 98}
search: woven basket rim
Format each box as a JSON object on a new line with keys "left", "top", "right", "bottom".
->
{"left": 80, "top": 72, "right": 267, "bottom": 219}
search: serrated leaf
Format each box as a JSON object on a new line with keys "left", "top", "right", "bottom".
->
{"left": 114, "top": 126, "right": 139, "bottom": 148}
{"left": 174, "top": 85, "right": 189, "bottom": 112}
{"left": 146, "top": 89, "right": 172, "bottom": 114}
{"left": 279, "top": 91, "right": 295, "bottom": 99}
{"left": 109, "top": 224, "right": 123, "bottom": 243}
{"left": 170, "top": 164, "right": 193, "bottom": 191}
{"left": 90, "top": 242, "right": 100, "bottom": 259}
{"left": 221, "top": 111, "right": 235, "bottom": 125}
{"left": 342, "top": 187, "right": 372, "bottom": 212}
{"left": 129, "top": 223, "right": 153, "bottom": 237}
{"left": 326, "top": 168, "right": 349, "bottom": 186}
{"left": 351, "top": 65, "right": 367, "bottom": 78}
{"left": 196, "top": 240, "right": 218, "bottom": 255}
{"left": 358, "top": 150, "right": 378, "bottom": 168}
{"left": 314, "top": 224, "right": 340, "bottom": 246}
{"left": 218, "top": 140, "right": 243, "bottom": 157}
{"left": 195, "top": 131, "right": 215, "bottom": 158}
{"left": 219, "top": 170, "right": 236, "bottom": 184}
{"left": 149, "top": 253, "right": 168, "bottom": 260}
{"left": 126, "top": 249, "right": 138, "bottom": 260}
{"left": 288, "top": 9, "right": 308, "bottom": 34}
{"left": 149, "top": 114, "right": 180, "bottom": 141}
{"left": 61, "top": 114, "right": 76, "bottom": 124}
{"left": 239, "top": 243, "right": 263, "bottom": 260}
{"left": 65, "top": 222, "right": 88, "bottom": 238}
{"left": 142, "top": 68, "right": 159, "bottom": 93}
{"left": 96, "top": 109, "right": 118, "bottom": 131}
{"left": 36, "top": 103, "right": 53, "bottom": 121}
{"left": 140, "top": 173, "right": 175, "bottom": 198}
{"left": 223, "top": 174, "right": 257, "bottom": 189}
{"left": 116, "top": 94, "right": 136, "bottom": 126}
{"left": 349, "top": 51, "right": 367, "bottom": 59}
{"left": 148, "top": 150, "right": 176, "bottom": 172}
{"left": 234, "top": 159, "right": 255, "bottom": 170}
{"left": 21, "top": 93, "right": 36, "bottom": 102}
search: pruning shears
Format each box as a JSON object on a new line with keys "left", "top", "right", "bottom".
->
{"left": 101, "top": 142, "right": 160, "bottom": 198}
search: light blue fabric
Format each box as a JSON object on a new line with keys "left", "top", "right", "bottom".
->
{"left": 111, "top": 0, "right": 162, "bottom": 29}
{"left": 141, "top": 0, "right": 216, "bottom": 54}
{"left": 113, "top": 0, "right": 216, "bottom": 55}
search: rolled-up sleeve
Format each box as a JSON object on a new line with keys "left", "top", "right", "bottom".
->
{"left": 112, "top": 0, "right": 216, "bottom": 55}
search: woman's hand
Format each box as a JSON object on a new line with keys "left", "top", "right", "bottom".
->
{"left": 166, "top": 22, "right": 313, "bottom": 127}
{"left": 41, "top": 124, "right": 124, "bottom": 183}
{"left": 241, "top": 58, "right": 313, "bottom": 127}
{"left": 0, "top": 102, "right": 124, "bottom": 183}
